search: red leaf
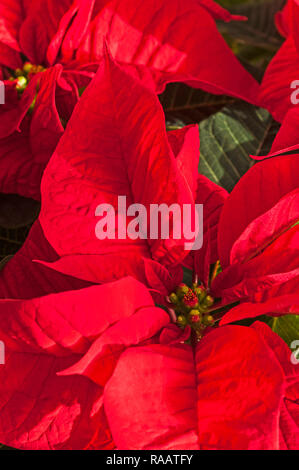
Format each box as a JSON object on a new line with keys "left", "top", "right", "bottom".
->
{"left": 0, "top": 222, "right": 90, "bottom": 299}
{"left": 0, "top": 276, "right": 166, "bottom": 449}
{"left": 40, "top": 54, "right": 198, "bottom": 283}
{"left": 0, "top": 0, "right": 23, "bottom": 68}
{"left": 218, "top": 154, "right": 299, "bottom": 268}
{"left": 19, "top": 0, "right": 74, "bottom": 65}
{"left": 74, "top": 0, "right": 259, "bottom": 101}
{"left": 191, "top": 175, "right": 228, "bottom": 282}
{"left": 0, "top": 276, "right": 157, "bottom": 354}
{"left": 220, "top": 294, "right": 299, "bottom": 325}
{"left": 259, "top": 36, "right": 299, "bottom": 123}
{"left": 229, "top": 188, "right": 299, "bottom": 265}
{"left": 0, "top": 352, "right": 113, "bottom": 449}
{"left": 104, "top": 325, "right": 288, "bottom": 449}
{"left": 0, "top": 66, "right": 64, "bottom": 200}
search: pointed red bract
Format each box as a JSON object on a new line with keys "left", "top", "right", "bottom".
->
{"left": 0, "top": 0, "right": 296, "bottom": 452}
{"left": 259, "top": 0, "right": 299, "bottom": 122}
{"left": 229, "top": 188, "right": 299, "bottom": 265}
{"left": 275, "top": 0, "right": 292, "bottom": 37}
{"left": 39, "top": 55, "right": 199, "bottom": 282}
{"left": 220, "top": 294, "right": 299, "bottom": 325}
{"left": 0, "top": 221, "right": 90, "bottom": 300}
{"left": 74, "top": 0, "right": 259, "bottom": 101}
{"left": 204, "top": 152, "right": 299, "bottom": 323}
{"left": 218, "top": 154, "right": 299, "bottom": 268}
{"left": 191, "top": 174, "right": 228, "bottom": 281}
{"left": 213, "top": 224, "right": 299, "bottom": 304}
{"left": 259, "top": 37, "right": 299, "bottom": 122}
{"left": 104, "top": 323, "right": 297, "bottom": 450}
{"left": 252, "top": 108, "right": 299, "bottom": 160}
{"left": 0, "top": 277, "right": 162, "bottom": 353}
{"left": 0, "top": 276, "right": 168, "bottom": 449}
{"left": 0, "top": 352, "right": 113, "bottom": 450}
{"left": 0, "top": 66, "right": 64, "bottom": 199}
{"left": 0, "top": 0, "right": 259, "bottom": 200}
{"left": 19, "top": 0, "right": 74, "bottom": 65}
{"left": 0, "top": 0, "right": 23, "bottom": 68}
{"left": 0, "top": 0, "right": 95, "bottom": 198}
{"left": 251, "top": 321, "right": 299, "bottom": 450}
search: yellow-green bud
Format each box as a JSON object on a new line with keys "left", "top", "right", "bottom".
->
{"left": 204, "top": 295, "right": 214, "bottom": 307}
{"left": 23, "top": 62, "right": 33, "bottom": 74}
{"left": 202, "top": 314, "right": 214, "bottom": 326}
{"left": 176, "top": 284, "right": 190, "bottom": 298}
{"left": 28, "top": 95, "right": 37, "bottom": 114}
{"left": 194, "top": 287, "right": 205, "bottom": 301}
{"left": 177, "top": 315, "right": 187, "bottom": 326}
{"left": 189, "top": 309, "right": 201, "bottom": 317}
{"left": 169, "top": 293, "right": 178, "bottom": 304}
{"left": 16, "top": 76, "right": 28, "bottom": 91}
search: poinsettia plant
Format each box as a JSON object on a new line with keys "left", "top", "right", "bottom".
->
{"left": 0, "top": 0, "right": 298, "bottom": 452}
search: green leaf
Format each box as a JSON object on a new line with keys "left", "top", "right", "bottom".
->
{"left": 0, "top": 255, "right": 13, "bottom": 271}
{"left": 183, "top": 267, "right": 193, "bottom": 286}
{"left": 217, "top": 0, "right": 251, "bottom": 6}
{"left": 198, "top": 102, "right": 280, "bottom": 192}
{"left": 0, "top": 194, "right": 40, "bottom": 229}
{"left": 160, "top": 82, "right": 235, "bottom": 125}
{"left": 217, "top": 0, "right": 284, "bottom": 53}
{"left": 266, "top": 315, "right": 299, "bottom": 347}
{"left": 0, "top": 225, "right": 30, "bottom": 261}
{"left": 0, "top": 444, "right": 15, "bottom": 450}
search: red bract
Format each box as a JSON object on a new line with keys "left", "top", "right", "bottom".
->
{"left": 275, "top": 0, "right": 293, "bottom": 37}
{"left": 38, "top": 55, "right": 299, "bottom": 328}
{"left": 208, "top": 152, "right": 299, "bottom": 324}
{"left": 0, "top": 66, "right": 64, "bottom": 199}
{"left": 104, "top": 321, "right": 299, "bottom": 449}
{"left": 72, "top": 0, "right": 259, "bottom": 99}
{"left": 0, "top": 221, "right": 91, "bottom": 300}
{"left": 0, "top": 276, "right": 169, "bottom": 449}
{"left": 0, "top": 0, "right": 95, "bottom": 199}
{"left": 0, "top": 0, "right": 259, "bottom": 199}
{"left": 252, "top": 106, "right": 299, "bottom": 159}
{"left": 216, "top": 155, "right": 299, "bottom": 269}
{"left": 161, "top": 158, "right": 296, "bottom": 325}
{"left": 38, "top": 51, "right": 299, "bottom": 326}
{"left": 38, "top": 53, "right": 228, "bottom": 286}
{"left": 259, "top": 0, "right": 299, "bottom": 122}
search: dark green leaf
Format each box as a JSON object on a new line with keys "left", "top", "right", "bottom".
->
{"left": 0, "top": 444, "right": 15, "bottom": 450}
{"left": 266, "top": 315, "right": 299, "bottom": 347}
{"left": 0, "top": 225, "right": 30, "bottom": 261}
{"left": 198, "top": 102, "right": 279, "bottom": 192}
{"left": 160, "top": 83, "right": 235, "bottom": 125}
{"left": 0, "top": 194, "right": 40, "bottom": 229}
{"left": 217, "top": 0, "right": 284, "bottom": 52}
{"left": 183, "top": 267, "right": 193, "bottom": 286}
{"left": 0, "top": 255, "right": 13, "bottom": 271}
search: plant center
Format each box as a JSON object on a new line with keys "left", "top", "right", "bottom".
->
{"left": 169, "top": 282, "right": 215, "bottom": 340}
{"left": 9, "top": 62, "right": 45, "bottom": 93}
